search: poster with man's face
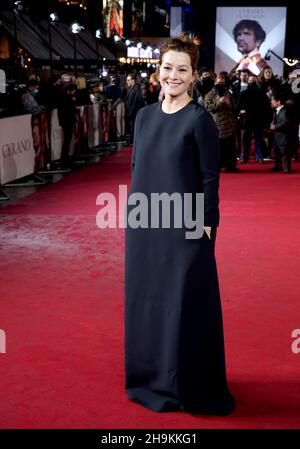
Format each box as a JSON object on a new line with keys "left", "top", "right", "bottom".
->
{"left": 215, "top": 7, "right": 287, "bottom": 77}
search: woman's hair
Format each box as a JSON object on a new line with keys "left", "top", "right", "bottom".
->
{"left": 233, "top": 20, "right": 266, "bottom": 47}
{"left": 149, "top": 72, "right": 158, "bottom": 84}
{"left": 159, "top": 33, "right": 199, "bottom": 71}
{"left": 76, "top": 76, "right": 87, "bottom": 90}
{"left": 258, "top": 65, "right": 274, "bottom": 83}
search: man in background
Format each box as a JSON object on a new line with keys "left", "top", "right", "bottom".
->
{"left": 21, "top": 79, "right": 42, "bottom": 114}
{"left": 125, "top": 73, "right": 144, "bottom": 145}
{"left": 230, "top": 19, "right": 269, "bottom": 77}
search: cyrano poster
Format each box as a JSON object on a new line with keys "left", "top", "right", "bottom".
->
{"left": 215, "top": 7, "right": 287, "bottom": 77}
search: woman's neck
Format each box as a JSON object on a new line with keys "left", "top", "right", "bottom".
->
{"left": 162, "top": 93, "right": 192, "bottom": 113}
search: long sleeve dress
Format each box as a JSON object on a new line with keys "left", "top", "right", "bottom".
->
{"left": 124, "top": 100, "right": 235, "bottom": 415}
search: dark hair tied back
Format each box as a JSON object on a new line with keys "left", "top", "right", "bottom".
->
{"left": 159, "top": 33, "right": 199, "bottom": 71}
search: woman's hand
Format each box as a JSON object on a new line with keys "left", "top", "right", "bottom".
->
{"left": 203, "top": 226, "right": 212, "bottom": 239}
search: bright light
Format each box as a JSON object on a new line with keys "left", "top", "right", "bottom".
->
{"left": 153, "top": 48, "right": 160, "bottom": 55}
{"left": 49, "top": 12, "right": 59, "bottom": 22}
{"left": 141, "top": 72, "right": 147, "bottom": 78}
{"left": 283, "top": 57, "right": 299, "bottom": 67}
{"left": 114, "top": 35, "right": 121, "bottom": 42}
{"left": 137, "top": 42, "right": 142, "bottom": 49}
{"left": 125, "top": 39, "right": 131, "bottom": 46}
{"left": 146, "top": 46, "right": 152, "bottom": 52}
{"left": 71, "top": 22, "right": 84, "bottom": 34}
{"left": 14, "top": 0, "right": 24, "bottom": 12}
{"left": 96, "top": 29, "right": 103, "bottom": 39}
{"left": 102, "top": 71, "right": 108, "bottom": 77}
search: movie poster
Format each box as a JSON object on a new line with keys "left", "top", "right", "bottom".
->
{"left": 103, "top": 0, "right": 124, "bottom": 38}
{"left": 215, "top": 7, "right": 287, "bottom": 77}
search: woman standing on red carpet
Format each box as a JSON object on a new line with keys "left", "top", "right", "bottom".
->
{"left": 124, "top": 34, "right": 235, "bottom": 415}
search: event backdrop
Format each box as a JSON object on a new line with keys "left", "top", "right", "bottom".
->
{"left": 215, "top": 6, "right": 287, "bottom": 76}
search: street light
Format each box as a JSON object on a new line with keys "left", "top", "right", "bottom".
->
{"left": 13, "top": 1, "right": 24, "bottom": 14}
{"left": 71, "top": 22, "right": 84, "bottom": 34}
{"left": 12, "top": 0, "right": 26, "bottom": 81}
{"left": 49, "top": 12, "right": 59, "bottom": 23}
{"left": 48, "top": 13, "right": 59, "bottom": 76}
{"left": 95, "top": 29, "right": 104, "bottom": 39}
{"left": 95, "top": 29, "right": 106, "bottom": 72}
{"left": 71, "top": 22, "right": 84, "bottom": 77}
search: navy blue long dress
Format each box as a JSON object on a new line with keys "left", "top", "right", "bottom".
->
{"left": 124, "top": 100, "right": 235, "bottom": 415}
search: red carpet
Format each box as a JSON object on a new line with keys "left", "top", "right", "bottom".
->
{"left": 1, "top": 150, "right": 300, "bottom": 429}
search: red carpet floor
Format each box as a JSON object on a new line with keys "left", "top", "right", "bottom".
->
{"left": 1, "top": 149, "right": 300, "bottom": 429}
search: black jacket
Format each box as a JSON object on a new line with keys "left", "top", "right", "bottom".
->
{"left": 239, "top": 85, "right": 271, "bottom": 128}
{"left": 125, "top": 83, "right": 144, "bottom": 119}
{"left": 273, "top": 107, "right": 289, "bottom": 147}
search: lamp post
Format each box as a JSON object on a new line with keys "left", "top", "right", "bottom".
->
{"left": 13, "top": 6, "right": 18, "bottom": 42}
{"left": 12, "top": 1, "right": 25, "bottom": 81}
{"left": 71, "top": 22, "right": 84, "bottom": 77}
{"left": 95, "top": 28, "right": 104, "bottom": 72}
{"left": 73, "top": 34, "right": 77, "bottom": 77}
{"left": 48, "top": 13, "right": 58, "bottom": 76}
{"left": 13, "top": 1, "right": 25, "bottom": 40}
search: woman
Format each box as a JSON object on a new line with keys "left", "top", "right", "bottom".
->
{"left": 75, "top": 76, "right": 92, "bottom": 106}
{"left": 258, "top": 66, "right": 280, "bottom": 158}
{"left": 124, "top": 35, "right": 235, "bottom": 415}
{"left": 258, "top": 66, "right": 281, "bottom": 98}
{"left": 148, "top": 72, "right": 161, "bottom": 104}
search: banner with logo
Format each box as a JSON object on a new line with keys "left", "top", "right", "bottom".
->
{"left": 88, "top": 104, "right": 100, "bottom": 148}
{"left": 0, "top": 101, "right": 117, "bottom": 184}
{"left": 72, "top": 106, "right": 89, "bottom": 156}
{"left": 0, "top": 114, "right": 45, "bottom": 184}
{"left": 100, "top": 102, "right": 112, "bottom": 143}
{"left": 50, "top": 109, "right": 63, "bottom": 161}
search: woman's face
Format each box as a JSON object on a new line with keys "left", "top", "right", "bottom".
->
{"left": 159, "top": 50, "right": 194, "bottom": 98}
{"left": 264, "top": 68, "right": 273, "bottom": 79}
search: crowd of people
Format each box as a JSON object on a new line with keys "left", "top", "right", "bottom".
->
{"left": 192, "top": 66, "right": 300, "bottom": 173}
{"left": 0, "top": 64, "right": 299, "bottom": 173}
